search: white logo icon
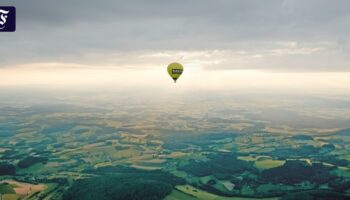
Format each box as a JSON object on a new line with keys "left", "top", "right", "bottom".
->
{"left": 0, "top": 9, "right": 10, "bottom": 30}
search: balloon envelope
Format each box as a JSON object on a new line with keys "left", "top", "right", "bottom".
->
{"left": 167, "top": 63, "right": 183, "bottom": 83}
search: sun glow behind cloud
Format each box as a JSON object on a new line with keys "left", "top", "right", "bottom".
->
{"left": 1, "top": 59, "right": 350, "bottom": 96}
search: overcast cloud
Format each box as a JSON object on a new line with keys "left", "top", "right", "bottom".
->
{"left": 0, "top": 0, "right": 349, "bottom": 71}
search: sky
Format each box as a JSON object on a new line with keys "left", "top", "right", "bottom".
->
{"left": 0, "top": 0, "right": 349, "bottom": 93}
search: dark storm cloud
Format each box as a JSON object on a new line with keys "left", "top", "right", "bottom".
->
{"left": 0, "top": 0, "right": 349, "bottom": 71}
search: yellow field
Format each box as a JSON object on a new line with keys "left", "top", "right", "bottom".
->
{"left": 2, "top": 194, "right": 20, "bottom": 200}
{"left": 0, "top": 180, "right": 46, "bottom": 200}
{"left": 164, "top": 189, "right": 198, "bottom": 200}
{"left": 129, "top": 165, "right": 161, "bottom": 170}
{"left": 237, "top": 156, "right": 257, "bottom": 162}
{"left": 254, "top": 160, "right": 285, "bottom": 170}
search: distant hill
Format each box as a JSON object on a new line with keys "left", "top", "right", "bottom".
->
{"left": 333, "top": 128, "right": 350, "bottom": 136}
{"left": 64, "top": 166, "right": 185, "bottom": 200}
{"left": 291, "top": 135, "right": 313, "bottom": 140}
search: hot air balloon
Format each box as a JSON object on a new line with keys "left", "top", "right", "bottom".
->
{"left": 167, "top": 62, "right": 183, "bottom": 83}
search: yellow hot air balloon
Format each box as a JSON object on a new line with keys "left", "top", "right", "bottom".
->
{"left": 167, "top": 62, "right": 183, "bottom": 83}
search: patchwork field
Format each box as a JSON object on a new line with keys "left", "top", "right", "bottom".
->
{"left": 1, "top": 93, "right": 350, "bottom": 199}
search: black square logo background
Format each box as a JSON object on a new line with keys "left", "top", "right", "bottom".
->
{"left": 0, "top": 6, "right": 16, "bottom": 32}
